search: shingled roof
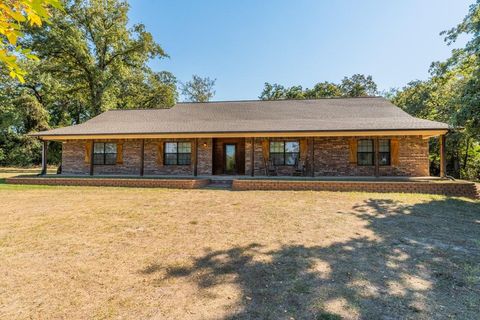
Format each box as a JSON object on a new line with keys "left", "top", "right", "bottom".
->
{"left": 34, "top": 97, "right": 449, "bottom": 138}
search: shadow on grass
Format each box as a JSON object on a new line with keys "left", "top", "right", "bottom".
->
{"left": 146, "top": 197, "right": 480, "bottom": 319}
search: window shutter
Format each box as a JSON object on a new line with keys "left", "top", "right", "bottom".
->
{"left": 116, "top": 143, "right": 123, "bottom": 164}
{"left": 300, "top": 139, "right": 308, "bottom": 161}
{"left": 391, "top": 138, "right": 399, "bottom": 166}
{"left": 85, "top": 142, "right": 92, "bottom": 164}
{"left": 157, "top": 142, "right": 164, "bottom": 165}
{"left": 349, "top": 138, "right": 357, "bottom": 164}
{"left": 261, "top": 138, "right": 269, "bottom": 162}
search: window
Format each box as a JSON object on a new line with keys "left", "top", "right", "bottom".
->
{"left": 379, "top": 139, "right": 391, "bottom": 166}
{"left": 270, "top": 141, "right": 299, "bottom": 166}
{"left": 164, "top": 142, "right": 191, "bottom": 165}
{"left": 93, "top": 142, "right": 117, "bottom": 165}
{"left": 357, "top": 139, "right": 374, "bottom": 166}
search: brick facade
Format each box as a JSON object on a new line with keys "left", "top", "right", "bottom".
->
{"left": 231, "top": 179, "right": 479, "bottom": 199}
{"left": 6, "top": 176, "right": 210, "bottom": 189}
{"left": 62, "top": 138, "right": 213, "bottom": 176}
{"left": 61, "top": 135, "right": 429, "bottom": 177}
{"left": 5, "top": 176, "right": 478, "bottom": 199}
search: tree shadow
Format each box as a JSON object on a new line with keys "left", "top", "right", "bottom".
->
{"left": 146, "top": 197, "right": 480, "bottom": 319}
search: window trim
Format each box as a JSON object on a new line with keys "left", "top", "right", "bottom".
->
{"left": 93, "top": 142, "right": 117, "bottom": 166}
{"left": 357, "top": 139, "right": 374, "bottom": 166}
{"left": 269, "top": 140, "right": 300, "bottom": 166}
{"left": 164, "top": 141, "right": 192, "bottom": 166}
{"left": 378, "top": 139, "right": 391, "bottom": 166}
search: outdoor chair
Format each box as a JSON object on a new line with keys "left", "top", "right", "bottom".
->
{"left": 293, "top": 159, "right": 305, "bottom": 176}
{"left": 266, "top": 160, "right": 278, "bottom": 176}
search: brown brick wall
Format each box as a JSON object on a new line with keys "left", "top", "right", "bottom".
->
{"left": 249, "top": 135, "right": 428, "bottom": 177}
{"left": 197, "top": 138, "right": 213, "bottom": 175}
{"left": 61, "top": 135, "right": 429, "bottom": 177}
{"left": 62, "top": 140, "right": 90, "bottom": 175}
{"left": 6, "top": 177, "right": 210, "bottom": 189}
{"left": 144, "top": 138, "right": 192, "bottom": 175}
{"left": 313, "top": 136, "right": 429, "bottom": 176}
{"left": 232, "top": 180, "right": 479, "bottom": 199}
{"left": 94, "top": 140, "right": 142, "bottom": 175}
{"left": 62, "top": 138, "right": 213, "bottom": 176}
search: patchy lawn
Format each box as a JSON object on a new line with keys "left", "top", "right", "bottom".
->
{"left": 0, "top": 169, "right": 479, "bottom": 319}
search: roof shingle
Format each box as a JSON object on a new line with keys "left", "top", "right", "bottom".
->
{"left": 34, "top": 97, "right": 449, "bottom": 137}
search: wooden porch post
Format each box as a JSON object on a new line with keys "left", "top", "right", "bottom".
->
{"left": 251, "top": 137, "right": 255, "bottom": 177}
{"left": 440, "top": 134, "right": 446, "bottom": 178}
{"left": 41, "top": 140, "right": 48, "bottom": 175}
{"left": 89, "top": 140, "right": 94, "bottom": 176}
{"left": 193, "top": 138, "right": 198, "bottom": 177}
{"left": 310, "top": 137, "right": 315, "bottom": 177}
{"left": 374, "top": 138, "right": 379, "bottom": 177}
{"left": 140, "top": 139, "right": 145, "bottom": 176}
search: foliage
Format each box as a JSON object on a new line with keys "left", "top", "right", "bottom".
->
{"left": 259, "top": 74, "right": 377, "bottom": 100}
{"left": 22, "top": 0, "right": 176, "bottom": 118}
{"left": 339, "top": 74, "right": 377, "bottom": 97}
{"left": 0, "top": 0, "right": 176, "bottom": 166}
{"left": 0, "top": 0, "right": 62, "bottom": 82}
{"left": 180, "top": 74, "right": 216, "bottom": 102}
{"left": 391, "top": 1, "right": 480, "bottom": 180}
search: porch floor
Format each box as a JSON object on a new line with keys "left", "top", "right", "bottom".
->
{"left": 16, "top": 173, "right": 453, "bottom": 182}
{"left": 15, "top": 173, "right": 452, "bottom": 182}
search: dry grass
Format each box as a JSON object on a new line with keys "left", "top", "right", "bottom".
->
{"left": 0, "top": 168, "right": 479, "bottom": 319}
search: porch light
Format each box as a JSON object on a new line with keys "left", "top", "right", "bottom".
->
{"left": 202, "top": 142, "right": 208, "bottom": 148}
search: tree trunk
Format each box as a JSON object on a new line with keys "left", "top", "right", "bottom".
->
{"left": 462, "top": 137, "right": 471, "bottom": 179}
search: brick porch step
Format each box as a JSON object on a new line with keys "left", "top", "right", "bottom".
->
{"left": 205, "top": 179, "right": 233, "bottom": 189}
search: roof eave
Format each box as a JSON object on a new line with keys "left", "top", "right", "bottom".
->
{"left": 33, "top": 128, "right": 450, "bottom": 141}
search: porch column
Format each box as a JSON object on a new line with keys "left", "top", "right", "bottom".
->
{"left": 41, "top": 140, "right": 48, "bottom": 175}
{"left": 250, "top": 137, "right": 255, "bottom": 177}
{"left": 193, "top": 138, "right": 198, "bottom": 176}
{"left": 310, "top": 137, "right": 314, "bottom": 177}
{"left": 374, "top": 138, "right": 379, "bottom": 177}
{"left": 140, "top": 139, "right": 145, "bottom": 176}
{"left": 89, "top": 140, "right": 94, "bottom": 176}
{"left": 440, "top": 134, "right": 446, "bottom": 178}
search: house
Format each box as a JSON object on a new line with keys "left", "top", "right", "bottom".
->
{"left": 33, "top": 97, "right": 450, "bottom": 178}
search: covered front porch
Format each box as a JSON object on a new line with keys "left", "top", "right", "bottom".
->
{"left": 39, "top": 132, "right": 449, "bottom": 179}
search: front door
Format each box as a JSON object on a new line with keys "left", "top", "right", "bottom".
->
{"left": 224, "top": 144, "right": 236, "bottom": 174}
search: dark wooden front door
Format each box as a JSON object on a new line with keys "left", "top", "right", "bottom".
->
{"left": 212, "top": 138, "right": 245, "bottom": 175}
{"left": 224, "top": 144, "right": 236, "bottom": 174}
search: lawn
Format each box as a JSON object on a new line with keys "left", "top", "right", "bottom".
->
{"left": 0, "top": 168, "right": 479, "bottom": 319}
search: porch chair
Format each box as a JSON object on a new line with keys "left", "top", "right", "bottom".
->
{"left": 266, "top": 160, "right": 277, "bottom": 176}
{"left": 293, "top": 159, "right": 305, "bottom": 176}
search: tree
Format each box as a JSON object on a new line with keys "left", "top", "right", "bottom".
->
{"left": 259, "top": 75, "right": 377, "bottom": 100}
{"left": 21, "top": 0, "right": 176, "bottom": 119}
{"left": 339, "top": 74, "right": 378, "bottom": 97}
{"left": 0, "top": 0, "right": 62, "bottom": 82}
{"left": 304, "top": 82, "right": 342, "bottom": 99}
{"left": 440, "top": 0, "right": 480, "bottom": 138}
{"left": 259, "top": 83, "right": 287, "bottom": 100}
{"left": 0, "top": 0, "right": 177, "bottom": 166}
{"left": 180, "top": 75, "right": 216, "bottom": 102}
{"left": 390, "top": 1, "right": 480, "bottom": 180}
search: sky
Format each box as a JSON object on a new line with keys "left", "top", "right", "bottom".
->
{"left": 128, "top": 0, "right": 472, "bottom": 101}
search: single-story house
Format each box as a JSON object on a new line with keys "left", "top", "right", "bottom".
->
{"left": 33, "top": 97, "right": 450, "bottom": 178}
